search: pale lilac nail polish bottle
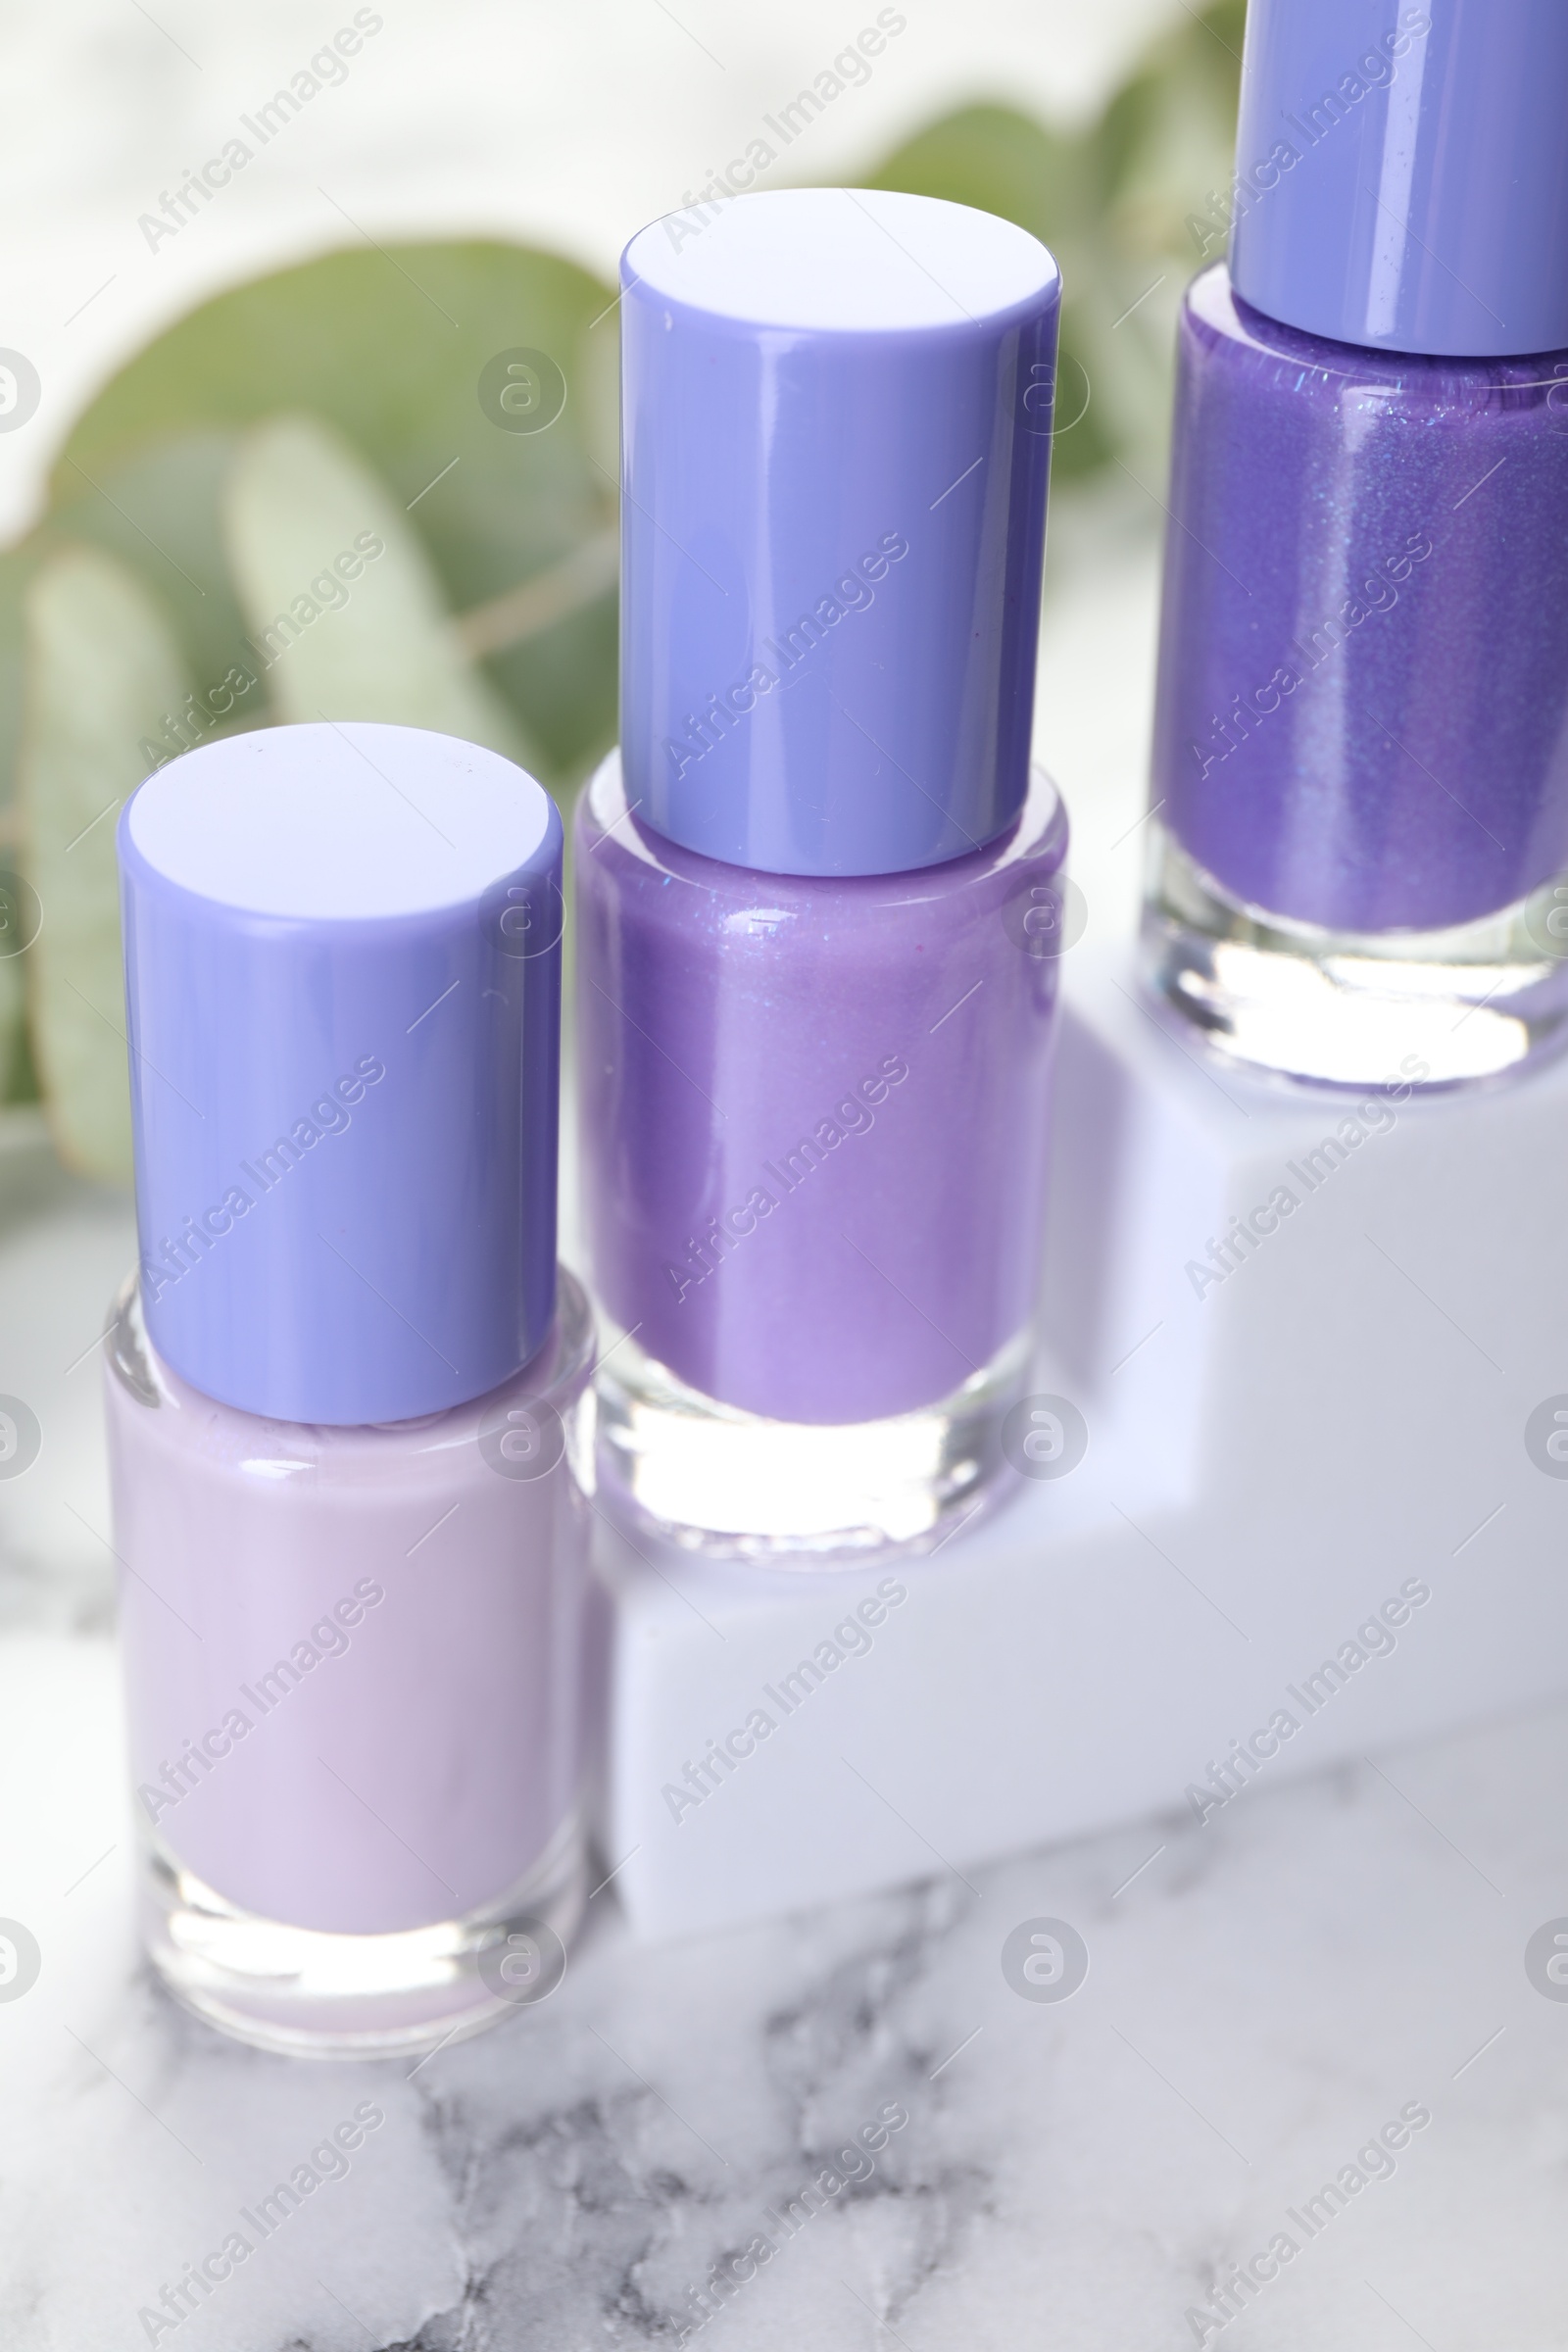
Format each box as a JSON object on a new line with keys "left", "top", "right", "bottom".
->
{"left": 576, "top": 190, "right": 1068, "bottom": 1559}
{"left": 105, "top": 722, "right": 594, "bottom": 2056}
{"left": 1143, "top": 0, "right": 1568, "bottom": 1087}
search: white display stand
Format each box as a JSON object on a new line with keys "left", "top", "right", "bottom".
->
{"left": 595, "top": 941, "right": 1568, "bottom": 1939}
{"left": 3, "top": 544, "right": 1557, "bottom": 1950}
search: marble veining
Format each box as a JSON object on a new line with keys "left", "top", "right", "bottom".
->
{"left": 5, "top": 1597, "right": 1568, "bottom": 2351}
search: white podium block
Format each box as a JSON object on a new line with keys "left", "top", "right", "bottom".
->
{"left": 593, "top": 942, "right": 1568, "bottom": 1940}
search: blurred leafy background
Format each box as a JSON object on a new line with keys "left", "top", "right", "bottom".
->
{"left": 0, "top": 0, "right": 1243, "bottom": 1178}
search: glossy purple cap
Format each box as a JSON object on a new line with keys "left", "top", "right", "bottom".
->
{"left": 1231, "top": 0, "right": 1568, "bottom": 358}
{"left": 620, "top": 189, "right": 1060, "bottom": 877}
{"left": 119, "top": 723, "right": 563, "bottom": 1425}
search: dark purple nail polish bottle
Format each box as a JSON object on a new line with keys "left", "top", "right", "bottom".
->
{"left": 575, "top": 189, "right": 1068, "bottom": 1558}
{"left": 1144, "top": 0, "right": 1568, "bottom": 1087}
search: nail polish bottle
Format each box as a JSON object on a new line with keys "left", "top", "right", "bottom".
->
{"left": 576, "top": 189, "right": 1067, "bottom": 1558}
{"left": 105, "top": 722, "right": 593, "bottom": 2055}
{"left": 1143, "top": 0, "right": 1568, "bottom": 1087}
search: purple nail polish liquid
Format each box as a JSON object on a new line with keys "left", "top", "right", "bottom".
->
{"left": 575, "top": 189, "right": 1067, "bottom": 1558}
{"left": 105, "top": 723, "right": 594, "bottom": 2055}
{"left": 1143, "top": 0, "right": 1568, "bottom": 1087}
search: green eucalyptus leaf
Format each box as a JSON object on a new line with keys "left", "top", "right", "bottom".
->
{"left": 21, "top": 546, "right": 189, "bottom": 1182}
{"left": 0, "top": 546, "right": 32, "bottom": 1100}
{"left": 21, "top": 430, "right": 270, "bottom": 779}
{"left": 54, "top": 241, "right": 621, "bottom": 780}
{"left": 37, "top": 427, "right": 257, "bottom": 710}
{"left": 0, "top": 924, "right": 23, "bottom": 1102}
{"left": 223, "top": 412, "right": 536, "bottom": 762}
{"left": 42, "top": 429, "right": 248, "bottom": 680}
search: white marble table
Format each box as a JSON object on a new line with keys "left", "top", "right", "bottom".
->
{"left": 3, "top": 1105, "right": 1568, "bottom": 2350}
{"left": 6, "top": 1625, "right": 1568, "bottom": 2348}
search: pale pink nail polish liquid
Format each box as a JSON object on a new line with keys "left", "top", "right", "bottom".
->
{"left": 107, "top": 1273, "right": 596, "bottom": 2054}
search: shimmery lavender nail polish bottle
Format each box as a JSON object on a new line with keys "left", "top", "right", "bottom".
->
{"left": 575, "top": 189, "right": 1067, "bottom": 1558}
{"left": 1143, "top": 0, "right": 1568, "bottom": 1087}
{"left": 106, "top": 723, "right": 594, "bottom": 2056}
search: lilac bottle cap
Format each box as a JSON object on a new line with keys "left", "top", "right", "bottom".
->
{"left": 1231, "top": 0, "right": 1568, "bottom": 358}
{"left": 119, "top": 722, "right": 563, "bottom": 1425}
{"left": 620, "top": 189, "right": 1060, "bottom": 878}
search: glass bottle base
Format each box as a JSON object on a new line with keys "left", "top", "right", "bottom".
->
{"left": 1142, "top": 822, "right": 1568, "bottom": 1089}
{"left": 595, "top": 1329, "right": 1032, "bottom": 1564}
{"left": 141, "top": 1807, "right": 587, "bottom": 2058}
